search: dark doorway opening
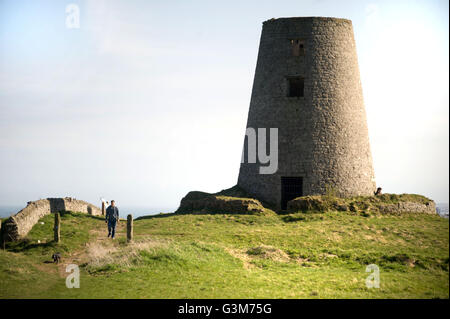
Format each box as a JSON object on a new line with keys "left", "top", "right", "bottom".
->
{"left": 281, "top": 177, "right": 303, "bottom": 210}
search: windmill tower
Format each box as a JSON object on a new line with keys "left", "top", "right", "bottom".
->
{"left": 238, "top": 17, "right": 376, "bottom": 210}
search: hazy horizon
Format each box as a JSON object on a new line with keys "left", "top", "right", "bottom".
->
{"left": 0, "top": 202, "right": 448, "bottom": 219}
{"left": 0, "top": 0, "right": 448, "bottom": 209}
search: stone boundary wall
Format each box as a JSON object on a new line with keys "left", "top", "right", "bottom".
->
{"left": 287, "top": 195, "right": 437, "bottom": 215}
{"left": 376, "top": 201, "right": 436, "bottom": 214}
{"left": 1, "top": 197, "right": 101, "bottom": 242}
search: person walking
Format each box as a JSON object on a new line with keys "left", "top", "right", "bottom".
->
{"left": 105, "top": 200, "right": 119, "bottom": 239}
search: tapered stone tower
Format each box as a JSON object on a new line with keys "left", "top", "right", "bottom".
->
{"left": 238, "top": 17, "right": 376, "bottom": 210}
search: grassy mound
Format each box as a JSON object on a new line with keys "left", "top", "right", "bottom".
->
{"left": 175, "top": 186, "right": 275, "bottom": 215}
{"left": 0, "top": 208, "right": 448, "bottom": 298}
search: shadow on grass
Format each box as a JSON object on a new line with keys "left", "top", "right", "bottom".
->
{"left": 281, "top": 215, "right": 307, "bottom": 223}
{"left": 136, "top": 211, "right": 272, "bottom": 221}
{"left": 281, "top": 211, "right": 327, "bottom": 223}
{"left": 59, "top": 210, "right": 105, "bottom": 221}
{"left": 135, "top": 212, "right": 176, "bottom": 221}
{"left": 5, "top": 238, "right": 58, "bottom": 253}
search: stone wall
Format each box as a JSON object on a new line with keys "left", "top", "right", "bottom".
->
{"left": 287, "top": 194, "right": 437, "bottom": 215}
{"left": 377, "top": 201, "right": 436, "bottom": 215}
{"left": 1, "top": 197, "right": 101, "bottom": 242}
{"left": 238, "top": 17, "right": 376, "bottom": 209}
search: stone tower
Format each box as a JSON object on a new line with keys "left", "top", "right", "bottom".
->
{"left": 238, "top": 17, "right": 376, "bottom": 210}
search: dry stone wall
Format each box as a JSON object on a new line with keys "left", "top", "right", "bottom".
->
{"left": 377, "top": 201, "right": 436, "bottom": 214}
{"left": 287, "top": 194, "right": 437, "bottom": 215}
{"left": 1, "top": 197, "right": 101, "bottom": 242}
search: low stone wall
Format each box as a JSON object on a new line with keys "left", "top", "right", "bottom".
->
{"left": 1, "top": 197, "right": 101, "bottom": 242}
{"left": 376, "top": 201, "right": 436, "bottom": 214}
{"left": 287, "top": 194, "right": 437, "bottom": 215}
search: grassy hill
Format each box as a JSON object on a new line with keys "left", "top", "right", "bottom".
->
{"left": 0, "top": 209, "right": 448, "bottom": 298}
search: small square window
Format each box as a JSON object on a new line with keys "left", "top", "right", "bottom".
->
{"left": 291, "top": 39, "right": 305, "bottom": 56}
{"left": 287, "top": 77, "right": 304, "bottom": 97}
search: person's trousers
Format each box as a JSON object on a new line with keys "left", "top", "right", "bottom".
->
{"left": 108, "top": 220, "right": 117, "bottom": 238}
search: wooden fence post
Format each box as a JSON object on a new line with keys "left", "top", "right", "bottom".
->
{"left": 127, "top": 214, "right": 133, "bottom": 242}
{"left": 102, "top": 202, "right": 105, "bottom": 216}
{"left": 54, "top": 212, "right": 60, "bottom": 243}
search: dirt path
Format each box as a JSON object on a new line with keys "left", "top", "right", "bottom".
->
{"left": 55, "top": 220, "right": 127, "bottom": 277}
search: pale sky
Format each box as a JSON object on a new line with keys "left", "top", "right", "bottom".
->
{"left": 0, "top": 0, "right": 448, "bottom": 212}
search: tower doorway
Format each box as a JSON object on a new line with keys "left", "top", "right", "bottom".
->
{"left": 281, "top": 177, "right": 303, "bottom": 210}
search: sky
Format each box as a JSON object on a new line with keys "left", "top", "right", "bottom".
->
{"left": 0, "top": 0, "right": 448, "bottom": 213}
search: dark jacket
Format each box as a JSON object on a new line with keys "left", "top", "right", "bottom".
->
{"left": 105, "top": 206, "right": 119, "bottom": 222}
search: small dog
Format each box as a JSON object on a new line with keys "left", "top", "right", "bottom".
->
{"left": 52, "top": 252, "right": 61, "bottom": 264}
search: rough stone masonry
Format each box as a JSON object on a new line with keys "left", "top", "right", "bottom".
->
{"left": 238, "top": 17, "right": 376, "bottom": 209}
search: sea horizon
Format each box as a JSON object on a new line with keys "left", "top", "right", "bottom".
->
{"left": 0, "top": 205, "right": 176, "bottom": 219}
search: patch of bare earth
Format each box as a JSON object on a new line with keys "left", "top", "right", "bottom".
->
{"left": 225, "top": 248, "right": 256, "bottom": 270}
{"left": 226, "top": 244, "right": 293, "bottom": 269}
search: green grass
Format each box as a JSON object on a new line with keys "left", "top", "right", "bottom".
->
{"left": 0, "top": 210, "right": 448, "bottom": 298}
